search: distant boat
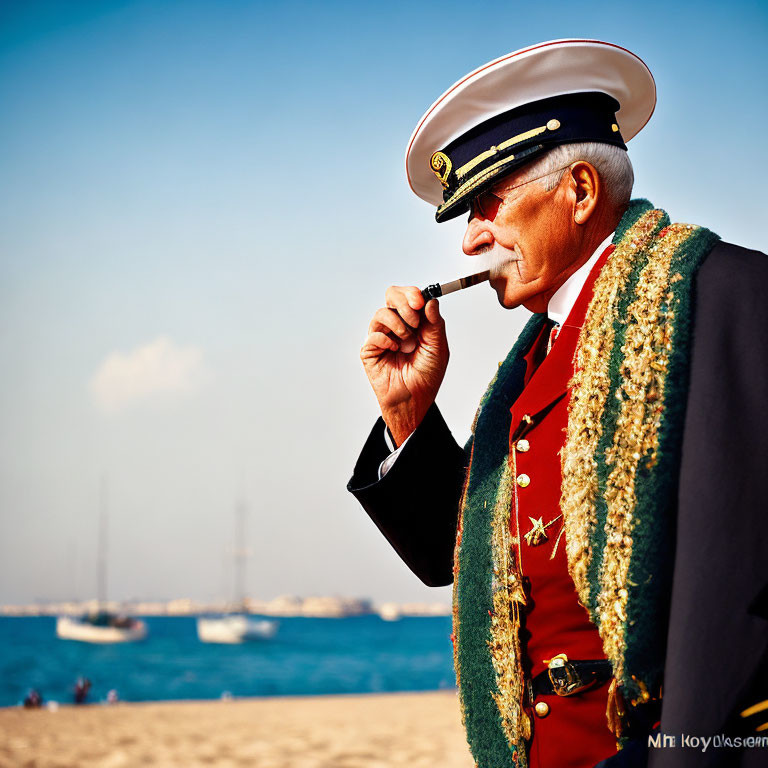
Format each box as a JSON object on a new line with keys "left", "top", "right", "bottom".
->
{"left": 57, "top": 613, "right": 147, "bottom": 643}
{"left": 197, "top": 499, "right": 278, "bottom": 644}
{"left": 377, "top": 603, "right": 402, "bottom": 622}
{"left": 57, "top": 475, "right": 148, "bottom": 644}
{"left": 197, "top": 615, "right": 276, "bottom": 644}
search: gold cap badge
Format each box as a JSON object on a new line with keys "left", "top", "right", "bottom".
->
{"left": 430, "top": 151, "right": 452, "bottom": 189}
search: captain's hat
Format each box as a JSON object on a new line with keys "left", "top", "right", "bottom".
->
{"left": 406, "top": 39, "right": 656, "bottom": 222}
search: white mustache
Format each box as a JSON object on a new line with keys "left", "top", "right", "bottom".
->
{"left": 419, "top": 243, "right": 521, "bottom": 302}
{"left": 475, "top": 242, "right": 521, "bottom": 278}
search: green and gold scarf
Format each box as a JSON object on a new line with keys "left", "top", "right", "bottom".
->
{"left": 452, "top": 200, "right": 720, "bottom": 767}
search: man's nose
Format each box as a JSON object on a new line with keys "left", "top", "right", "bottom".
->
{"left": 462, "top": 217, "right": 494, "bottom": 256}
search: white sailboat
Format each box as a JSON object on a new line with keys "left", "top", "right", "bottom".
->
{"left": 196, "top": 614, "right": 277, "bottom": 643}
{"left": 197, "top": 499, "right": 277, "bottom": 644}
{"left": 56, "top": 613, "right": 147, "bottom": 643}
{"left": 57, "top": 476, "right": 147, "bottom": 643}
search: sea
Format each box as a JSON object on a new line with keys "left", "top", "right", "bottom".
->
{"left": 0, "top": 615, "right": 456, "bottom": 707}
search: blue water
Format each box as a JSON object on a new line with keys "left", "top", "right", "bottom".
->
{"left": 0, "top": 616, "right": 456, "bottom": 707}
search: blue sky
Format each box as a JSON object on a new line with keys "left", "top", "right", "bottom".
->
{"left": 1, "top": 0, "right": 766, "bottom": 605}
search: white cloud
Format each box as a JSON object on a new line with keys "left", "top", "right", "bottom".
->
{"left": 90, "top": 336, "right": 204, "bottom": 412}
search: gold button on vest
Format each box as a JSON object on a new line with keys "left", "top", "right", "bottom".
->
{"left": 516, "top": 473, "right": 531, "bottom": 488}
{"left": 516, "top": 438, "right": 530, "bottom": 452}
{"left": 534, "top": 701, "right": 550, "bottom": 717}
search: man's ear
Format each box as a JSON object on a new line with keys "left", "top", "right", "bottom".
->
{"left": 569, "top": 161, "right": 600, "bottom": 225}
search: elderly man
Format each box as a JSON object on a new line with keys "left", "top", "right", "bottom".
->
{"left": 348, "top": 40, "right": 768, "bottom": 768}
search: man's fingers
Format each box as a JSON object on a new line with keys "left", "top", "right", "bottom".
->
{"left": 363, "top": 291, "right": 444, "bottom": 365}
{"left": 419, "top": 299, "right": 446, "bottom": 350}
{"left": 423, "top": 298, "right": 443, "bottom": 326}
{"left": 369, "top": 308, "right": 416, "bottom": 341}
{"left": 361, "top": 331, "right": 399, "bottom": 357}
{"left": 384, "top": 286, "right": 424, "bottom": 327}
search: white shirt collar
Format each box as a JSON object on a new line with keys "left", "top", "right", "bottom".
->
{"left": 547, "top": 231, "right": 615, "bottom": 326}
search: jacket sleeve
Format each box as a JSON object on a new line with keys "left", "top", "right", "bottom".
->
{"left": 347, "top": 403, "right": 469, "bottom": 587}
{"left": 649, "top": 242, "right": 768, "bottom": 768}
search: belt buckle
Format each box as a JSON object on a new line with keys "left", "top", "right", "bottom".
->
{"left": 546, "top": 653, "right": 582, "bottom": 696}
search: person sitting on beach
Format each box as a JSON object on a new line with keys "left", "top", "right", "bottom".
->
{"left": 23, "top": 688, "right": 43, "bottom": 708}
{"left": 74, "top": 677, "right": 92, "bottom": 705}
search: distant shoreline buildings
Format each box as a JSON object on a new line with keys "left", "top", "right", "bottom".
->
{"left": 0, "top": 596, "right": 451, "bottom": 620}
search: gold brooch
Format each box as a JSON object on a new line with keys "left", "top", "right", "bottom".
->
{"left": 430, "top": 151, "right": 452, "bottom": 189}
{"left": 524, "top": 514, "right": 563, "bottom": 547}
{"left": 524, "top": 517, "right": 548, "bottom": 546}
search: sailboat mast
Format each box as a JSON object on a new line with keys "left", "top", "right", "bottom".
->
{"left": 97, "top": 474, "right": 108, "bottom": 610}
{"left": 234, "top": 499, "right": 246, "bottom": 610}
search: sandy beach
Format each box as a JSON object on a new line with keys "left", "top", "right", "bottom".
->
{"left": 0, "top": 691, "right": 474, "bottom": 768}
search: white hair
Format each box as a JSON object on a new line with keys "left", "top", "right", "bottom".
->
{"left": 512, "top": 141, "right": 634, "bottom": 213}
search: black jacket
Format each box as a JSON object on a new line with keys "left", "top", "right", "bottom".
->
{"left": 349, "top": 241, "right": 768, "bottom": 768}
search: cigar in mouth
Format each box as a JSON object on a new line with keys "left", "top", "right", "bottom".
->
{"left": 421, "top": 270, "right": 491, "bottom": 301}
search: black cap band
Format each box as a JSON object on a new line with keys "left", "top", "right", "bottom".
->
{"left": 431, "top": 92, "right": 625, "bottom": 222}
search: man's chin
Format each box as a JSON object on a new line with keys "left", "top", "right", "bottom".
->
{"left": 491, "top": 280, "right": 548, "bottom": 312}
{"left": 489, "top": 280, "right": 514, "bottom": 309}
{"left": 497, "top": 292, "right": 523, "bottom": 310}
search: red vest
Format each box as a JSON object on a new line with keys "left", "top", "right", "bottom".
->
{"left": 510, "top": 246, "right": 617, "bottom": 768}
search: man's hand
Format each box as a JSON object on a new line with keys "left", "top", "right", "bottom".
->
{"left": 360, "top": 286, "right": 449, "bottom": 446}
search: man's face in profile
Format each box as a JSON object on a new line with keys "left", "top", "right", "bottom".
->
{"left": 461, "top": 166, "right": 582, "bottom": 313}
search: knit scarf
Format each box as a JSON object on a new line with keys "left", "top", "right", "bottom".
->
{"left": 452, "top": 200, "right": 720, "bottom": 768}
